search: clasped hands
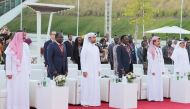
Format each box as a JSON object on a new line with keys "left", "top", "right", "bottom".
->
{"left": 82, "top": 72, "right": 100, "bottom": 78}
{"left": 152, "top": 72, "right": 164, "bottom": 76}
{"left": 53, "top": 71, "right": 68, "bottom": 77}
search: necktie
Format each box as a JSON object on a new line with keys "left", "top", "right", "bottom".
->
{"left": 125, "top": 46, "right": 132, "bottom": 63}
{"left": 168, "top": 47, "right": 172, "bottom": 57}
{"left": 59, "top": 44, "right": 64, "bottom": 54}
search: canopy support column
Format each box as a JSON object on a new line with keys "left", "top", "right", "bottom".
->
{"left": 36, "top": 11, "right": 42, "bottom": 64}
{"left": 47, "top": 12, "right": 54, "bottom": 39}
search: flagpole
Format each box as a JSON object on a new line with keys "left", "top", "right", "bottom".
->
{"left": 143, "top": 0, "right": 145, "bottom": 36}
{"left": 20, "top": 0, "right": 23, "bottom": 30}
{"left": 77, "top": 0, "right": 80, "bottom": 36}
{"left": 180, "top": 0, "right": 184, "bottom": 39}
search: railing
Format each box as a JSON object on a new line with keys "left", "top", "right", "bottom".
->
{"left": 0, "top": 0, "right": 24, "bottom": 16}
{"left": 0, "top": 0, "right": 37, "bottom": 28}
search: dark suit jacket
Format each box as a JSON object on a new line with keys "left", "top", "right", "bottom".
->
{"left": 71, "top": 43, "right": 82, "bottom": 70}
{"left": 162, "top": 46, "right": 174, "bottom": 64}
{"left": 43, "top": 40, "right": 52, "bottom": 66}
{"left": 130, "top": 43, "right": 137, "bottom": 64}
{"left": 64, "top": 41, "right": 74, "bottom": 57}
{"left": 137, "top": 47, "right": 143, "bottom": 64}
{"left": 108, "top": 43, "right": 115, "bottom": 63}
{"left": 47, "top": 42, "right": 68, "bottom": 79}
{"left": 116, "top": 45, "right": 130, "bottom": 72}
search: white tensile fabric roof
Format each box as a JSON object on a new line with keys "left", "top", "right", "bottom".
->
{"left": 25, "top": 2, "right": 75, "bottom": 13}
{"left": 145, "top": 26, "right": 190, "bottom": 34}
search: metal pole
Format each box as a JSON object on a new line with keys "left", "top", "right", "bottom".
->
{"left": 180, "top": 0, "right": 184, "bottom": 39}
{"left": 76, "top": 0, "right": 80, "bottom": 36}
{"left": 20, "top": 0, "right": 23, "bottom": 30}
{"left": 104, "top": 0, "right": 112, "bottom": 43}
{"left": 109, "top": 0, "right": 112, "bottom": 43}
{"left": 143, "top": 0, "right": 145, "bottom": 36}
{"left": 104, "top": 0, "right": 107, "bottom": 35}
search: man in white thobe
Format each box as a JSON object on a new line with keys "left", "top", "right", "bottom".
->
{"left": 5, "top": 32, "right": 31, "bottom": 109}
{"left": 147, "top": 36, "right": 164, "bottom": 101}
{"left": 171, "top": 41, "right": 190, "bottom": 77}
{"left": 80, "top": 32, "right": 101, "bottom": 106}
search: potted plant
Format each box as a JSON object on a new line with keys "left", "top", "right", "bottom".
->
{"left": 188, "top": 72, "right": 190, "bottom": 80}
{"left": 176, "top": 72, "right": 180, "bottom": 80}
{"left": 126, "top": 72, "right": 136, "bottom": 83}
{"left": 54, "top": 75, "right": 66, "bottom": 87}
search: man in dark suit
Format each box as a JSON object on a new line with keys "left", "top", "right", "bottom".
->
{"left": 43, "top": 31, "right": 56, "bottom": 67}
{"left": 117, "top": 35, "right": 131, "bottom": 78}
{"left": 64, "top": 34, "right": 74, "bottom": 57}
{"left": 47, "top": 32, "right": 68, "bottom": 79}
{"left": 137, "top": 41, "right": 148, "bottom": 74}
{"left": 162, "top": 40, "right": 174, "bottom": 64}
{"left": 128, "top": 35, "right": 137, "bottom": 64}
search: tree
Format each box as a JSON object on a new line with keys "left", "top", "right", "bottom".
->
{"left": 123, "top": 0, "right": 154, "bottom": 42}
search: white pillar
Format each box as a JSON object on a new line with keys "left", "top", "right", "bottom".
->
{"left": 76, "top": 0, "right": 80, "bottom": 36}
{"left": 20, "top": 0, "right": 23, "bottom": 30}
{"left": 37, "top": 11, "right": 41, "bottom": 41}
{"left": 36, "top": 11, "right": 42, "bottom": 64}
{"left": 104, "top": 0, "right": 108, "bottom": 35}
{"left": 47, "top": 12, "right": 54, "bottom": 39}
{"left": 180, "top": 0, "right": 184, "bottom": 39}
{"left": 105, "top": 0, "right": 112, "bottom": 43}
{"left": 142, "top": 0, "right": 145, "bottom": 36}
{"left": 109, "top": 0, "right": 112, "bottom": 42}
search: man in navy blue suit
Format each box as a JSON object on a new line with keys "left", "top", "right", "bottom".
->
{"left": 47, "top": 32, "right": 68, "bottom": 79}
{"left": 117, "top": 35, "right": 132, "bottom": 78}
{"left": 43, "top": 31, "right": 56, "bottom": 67}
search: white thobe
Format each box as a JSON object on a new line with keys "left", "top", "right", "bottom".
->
{"left": 147, "top": 47, "right": 164, "bottom": 101}
{"left": 5, "top": 42, "right": 31, "bottom": 109}
{"left": 171, "top": 48, "right": 190, "bottom": 76}
{"left": 80, "top": 44, "right": 101, "bottom": 106}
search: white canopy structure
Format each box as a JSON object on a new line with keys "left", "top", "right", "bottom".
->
{"left": 25, "top": 2, "right": 75, "bottom": 36}
{"left": 145, "top": 26, "right": 190, "bottom": 34}
{"left": 24, "top": 2, "right": 75, "bottom": 63}
{"left": 26, "top": 2, "right": 74, "bottom": 12}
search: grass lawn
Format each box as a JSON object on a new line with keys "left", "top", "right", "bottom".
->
{"left": 6, "top": 13, "right": 190, "bottom": 40}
